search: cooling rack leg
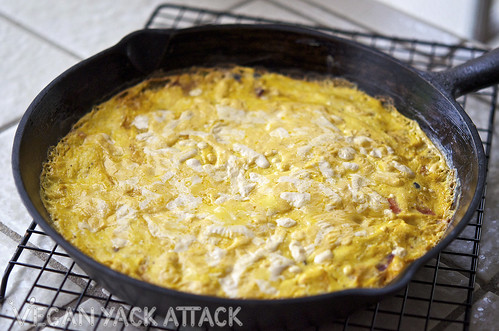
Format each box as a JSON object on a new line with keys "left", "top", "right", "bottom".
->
{"left": 0, "top": 220, "right": 38, "bottom": 302}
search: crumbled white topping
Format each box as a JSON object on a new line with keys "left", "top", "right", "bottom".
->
{"left": 280, "top": 192, "right": 311, "bottom": 208}
{"left": 269, "top": 127, "right": 290, "bottom": 139}
{"left": 296, "top": 145, "right": 312, "bottom": 158}
{"left": 206, "top": 225, "right": 254, "bottom": 238}
{"left": 189, "top": 88, "right": 203, "bottom": 96}
{"left": 136, "top": 132, "right": 154, "bottom": 141}
{"left": 139, "top": 188, "right": 160, "bottom": 210}
{"left": 132, "top": 115, "right": 149, "bottom": 130}
{"left": 277, "top": 176, "right": 311, "bottom": 193}
{"left": 219, "top": 276, "right": 239, "bottom": 298}
{"left": 318, "top": 161, "right": 335, "bottom": 178}
{"left": 338, "top": 147, "right": 356, "bottom": 160}
{"left": 354, "top": 230, "right": 367, "bottom": 237}
{"left": 343, "top": 162, "right": 359, "bottom": 171}
{"left": 310, "top": 133, "right": 339, "bottom": 147}
{"left": 161, "top": 171, "right": 175, "bottom": 183}
{"left": 350, "top": 174, "right": 369, "bottom": 191}
{"left": 142, "top": 215, "right": 167, "bottom": 239}
{"left": 174, "top": 235, "right": 196, "bottom": 252}
{"left": 143, "top": 146, "right": 177, "bottom": 156}
{"left": 178, "top": 149, "right": 198, "bottom": 163}
{"left": 167, "top": 194, "right": 202, "bottom": 210}
{"left": 367, "top": 192, "right": 387, "bottom": 211}
{"left": 353, "top": 136, "right": 373, "bottom": 146}
{"left": 292, "top": 127, "right": 312, "bottom": 136}
{"left": 391, "top": 161, "right": 415, "bottom": 178}
{"left": 214, "top": 193, "right": 231, "bottom": 205}
{"left": 314, "top": 115, "right": 340, "bottom": 132}
{"left": 152, "top": 110, "right": 173, "bottom": 122}
{"left": 276, "top": 217, "right": 297, "bottom": 228}
{"left": 111, "top": 238, "right": 127, "bottom": 249}
{"left": 255, "top": 279, "right": 278, "bottom": 295}
{"left": 245, "top": 110, "right": 268, "bottom": 124}
{"left": 268, "top": 253, "right": 293, "bottom": 281}
{"left": 232, "top": 143, "right": 270, "bottom": 168}
{"left": 94, "top": 198, "right": 108, "bottom": 217}
{"left": 220, "top": 247, "right": 266, "bottom": 297}
{"left": 314, "top": 250, "right": 333, "bottom": 263}
{"left": 180, "top": 130, "right": 211, "bottom": 138}
{"left": 206, "top": 246, "right": 227, "bottom": 266}
{"left": 197, "top": 141, "right": 208, "bottom": 149}
{"left": 370, "top": 148, "right": 383, "bottom": 158}
{"left": 116, "top": 204, "right": 136, "bottom": 222}
{"left": 185, "top": 158, "right": 203, "bottom": 172}
{"left": 265, "top": 234, "right": 285, "bottom": 251}
{"left": 248, "top": 172, "right": 270, "bottom": 185}
{"left": 189, "top": 175, "right": 202, "bottom": 185}
{"left": 392, "top": 246, "right": 407, "bottom": 257}
{"left": 179, "top": 110, "right": 194, "bottom": 121}
{"left": 214, "top": 127, "right": 246, "bottom": 143}
{"left": 235, "top": 173, "right": 256, "bottom": 198}
{"left": 112, "top": 204, "right": 137, "bottom": 249}
{"left": 289, "top": 240, "right": 306, "bottom": 263}
{"left": 226, "top": 155, "right": 255, "bottom": 198}
{"left": 216, "top": 105, "right": 246, "bottom": 123}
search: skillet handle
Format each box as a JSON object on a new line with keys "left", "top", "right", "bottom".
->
{"left": 429, "top": 47, "right": 499, "bottom": 98}
{"left": 117, "top": 29, "right": 174, "bottom": 74}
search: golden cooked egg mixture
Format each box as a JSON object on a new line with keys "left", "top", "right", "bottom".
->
{"left": 41, "top": 66, "right": 455, "bottom": 299}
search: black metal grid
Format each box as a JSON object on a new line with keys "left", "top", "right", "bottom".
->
{"left": 0, "top": 4, "right": 496, "bottom": 330}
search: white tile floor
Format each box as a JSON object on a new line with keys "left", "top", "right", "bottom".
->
{"left": 0, "top": 1, "right": 497, "bottom": 330}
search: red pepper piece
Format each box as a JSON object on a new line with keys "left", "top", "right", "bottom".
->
{"left": 417, "top": 206, "right": 435, "bottom": 215}
{"left": 388, "top": 197, "right": 401, "bottom": 214}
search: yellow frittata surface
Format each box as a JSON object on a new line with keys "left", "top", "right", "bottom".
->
{"left": 40, "top": 66, "right": 455, "bottom": 299}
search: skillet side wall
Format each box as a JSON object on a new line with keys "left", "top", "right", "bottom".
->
{"left": 13, "top": 26, "right": 482, "bottom": 329}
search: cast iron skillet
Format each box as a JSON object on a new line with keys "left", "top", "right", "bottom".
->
{"left": 12, "top": 25, "right": 499, "bottom": 329}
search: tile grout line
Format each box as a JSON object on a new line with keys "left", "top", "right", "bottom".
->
{"left": 265, "top": 0, "right": 323, "bottom": 26}
{"left": 0, "top": 10, "right": 83, "bottom": 61}
{"left": 475, "top": 270, "right": 499, "bottom": 294}
{"left": 0, "top": 221, "right": 22, "bottom": 244}
{"left": 226, "top": 0, "right": 257, "bottom": 12}
{"left": 301, "top": 0, "right": 380, "bottom": 33}
{"left": 0, "top": 118, "right": 20, "bottom": 135}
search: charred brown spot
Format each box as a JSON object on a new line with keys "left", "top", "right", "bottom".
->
{"left": 115, "top": 90, "right": 129, "bottom": 100}
{"left": 121, "top": 116, "right": 132, "bottom": 129}
{"left": 76, "top": 131, "right": 87, "bottom": 139}
{"left": 376, "top": 253, "right": 395, "bottom": 271}
{"left": 255, "top": 87, "right": 265, "bottom": 97}
{"left": 142, "top": 79, "right": 169, "bottom": 91}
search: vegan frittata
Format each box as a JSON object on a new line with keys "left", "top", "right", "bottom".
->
{"left": 40, "top": 66, "right": 456, "bottom": 299}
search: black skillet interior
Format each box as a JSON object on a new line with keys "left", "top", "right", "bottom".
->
{"left": 13, "top": 25, "right": 486, "bottom": 329}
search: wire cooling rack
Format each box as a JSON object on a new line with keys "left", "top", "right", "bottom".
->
{"left": 0, "top": 4, "right": 496, "bottom": 331}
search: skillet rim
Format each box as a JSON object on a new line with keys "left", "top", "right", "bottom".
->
{"left": 11, "top": 23, "right": 487, "bottom": 308}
